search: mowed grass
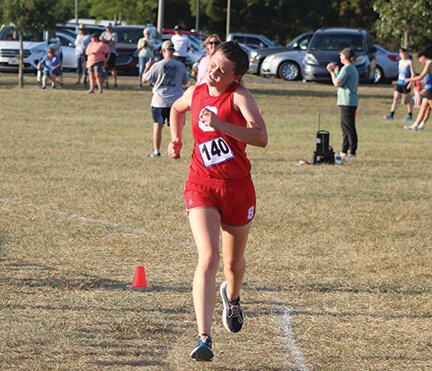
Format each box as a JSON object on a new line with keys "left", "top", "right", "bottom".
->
{"left": 0, "top": 73, "right": 431, "bottom": 370}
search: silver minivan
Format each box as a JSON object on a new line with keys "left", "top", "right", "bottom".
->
{"left": 226, "top": 33, "right": 279, "bottom": 49}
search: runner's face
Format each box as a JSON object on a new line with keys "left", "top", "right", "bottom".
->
{"left": 206, "top": 51, "right": 237, "bottom": 87}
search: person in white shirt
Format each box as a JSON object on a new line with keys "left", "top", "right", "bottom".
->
{"left": 74, "top": 24, "right": 91, "bottom": 85}
{"left": 171, "top": 25, "right": 191, "bottom": 66}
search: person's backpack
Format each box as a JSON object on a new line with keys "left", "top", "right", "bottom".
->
{"left": 312, "top": 130, "right": 335, "bottom": 164}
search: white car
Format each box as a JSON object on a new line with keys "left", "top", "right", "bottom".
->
{"left": 56, "top": 32, "right": 77, "bottom": 70}
{"left": 0, "top": 25, "right": 61, "bottom": 72}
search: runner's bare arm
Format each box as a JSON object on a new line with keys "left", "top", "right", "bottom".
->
{"left": 199, "top": 86, "right": 268, "bottom": 147}
{"left": 406, "top": 61, "right": 431, "bottom": 82}
{"left": 168, "top": 85, "right": 195, "bottom": 158}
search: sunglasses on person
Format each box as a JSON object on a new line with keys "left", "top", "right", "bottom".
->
{"left": 208, "top": 41, "right": 220, "bottom": 46}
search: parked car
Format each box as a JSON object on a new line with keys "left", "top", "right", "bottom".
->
{"left": 249, "top": 32, "right": 313, "bottom": 75}
{"left": 373, "top": 44, "right": 399, "bottom": 83}
{"left": 227, "top": 33, "right": 280, "bottom": 49}
{"left": 55, "top": 32, "right": 77, "bottom": 70}
{"left": 158, "top": 33, "right": 205, "bottom": 69}
{"left": 114, "top": 24, "right": 161, "bottom": 49}
{"left": 0, "top": 25, "right": 61, "bottom": 72}
{"left": 56, "top": 23, "right": 105, "bottom": 38}
{"left": 302, "top": 28, "right": 377, "bottom": 83}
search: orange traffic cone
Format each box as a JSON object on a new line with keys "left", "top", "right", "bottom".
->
{"left": 127, "top": 266, "right": 151, "bottom": 290}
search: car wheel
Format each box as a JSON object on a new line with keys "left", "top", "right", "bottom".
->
{"left": 278, "top": 61, "right": 300, "bottom": 81}
{"left": 374, "top": 66, "right": 384, "bottom": 84}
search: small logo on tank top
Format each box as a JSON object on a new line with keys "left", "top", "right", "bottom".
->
{"left": 198, "top": 106, "right": 218, "bottom": 132}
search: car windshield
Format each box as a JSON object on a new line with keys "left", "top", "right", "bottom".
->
{"left": 309, "top": 34, "right": 365, "bottom": 52}
{"left": 115, "top": 28, "right": 144, "bottom": 44}
{"left": 0, "top": 26, "right": 44, "bottom": 42}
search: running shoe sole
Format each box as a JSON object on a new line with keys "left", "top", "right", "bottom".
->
{"left": 190, "top": 344, "right": 213, "bottom": 362}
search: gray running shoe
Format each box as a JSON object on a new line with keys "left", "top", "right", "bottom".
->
{"left": 220, "top": 281, "right": 244, "bottom": 333}
{"left": 190, "top": 334, "right": 213, "bottom": 362}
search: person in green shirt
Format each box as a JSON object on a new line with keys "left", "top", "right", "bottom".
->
{"left": 327, "top": 48, "right": 359, "bottom": 158}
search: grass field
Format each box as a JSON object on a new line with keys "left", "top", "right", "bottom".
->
{"left": 1, "top": 73, "right": 431, "bottom": 370}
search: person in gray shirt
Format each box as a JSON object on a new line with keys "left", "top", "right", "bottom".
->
{"left": 144, "top": 40, "right": 189, "bottom": 157}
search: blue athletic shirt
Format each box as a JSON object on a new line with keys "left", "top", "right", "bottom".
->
{"left": 397, "top": 59, "right": 411, "bottom": 85}
{"left": 424, "top": 62, "right": 432, "bottom": 90}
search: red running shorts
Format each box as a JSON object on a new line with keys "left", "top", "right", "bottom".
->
{"left": 184, "top": 174, "right": 256, "bottom": 226}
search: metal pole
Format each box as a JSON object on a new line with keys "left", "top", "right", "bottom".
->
{"left": 157, "top": 0, "right": 165, "bottom": 35}
{"left": 75, "top": 0, "right": 79, "bottom": 24}
{"left": 226, "top": 0, "right": 231, "bottom": 40}
{"left": 195, "top": 0, "right": 200, "bottom": 32}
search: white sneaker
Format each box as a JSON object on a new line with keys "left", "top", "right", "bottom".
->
{"left": 404, "top": 124, "right": 418, "bottom": 131}
{"left": 417, "top": 122, "right": 425, "bottom": 130}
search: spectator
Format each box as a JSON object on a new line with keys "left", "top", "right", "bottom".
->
{"left": 137, "top": 28, "right": 154, "bottom": 89}
{"left": 404, "top": 49, "right": 432, "bottom": 130}
{"left": 327, "top": 47, "right": 359, "bottom": 158}
{"left": 143, "top": 40, "right": 189, "bottom": 157}
{"left": 85, "top": 34, "right": 110, "bottom": 94}
{"left": 171, "top": 25, "right": 191, "bottom": 66}
{"left": 37, "top": 47, "right": 62, "bottom": 89}
{"left": 74, "top": 24, "right": 91, "bottom": 85}
{"left": 100, "top": 23, "right": 118, "bottom": 87}
{"left": 196, "top": 34, "right": 221, "bottom": 85}
{"left": 384, "top": 48, "right": 416, "bottom": 121}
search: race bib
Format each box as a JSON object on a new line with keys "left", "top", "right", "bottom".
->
{"left": 199, "top": 137, "right": 234, "bottom": 167}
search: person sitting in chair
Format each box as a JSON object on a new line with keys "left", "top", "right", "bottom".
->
{"left": 37, "top": 48, "right": 62, "bottom": 89}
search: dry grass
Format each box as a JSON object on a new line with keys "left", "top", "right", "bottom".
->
{"left": 0, "top": 73, "right": 431, "bottom": 370}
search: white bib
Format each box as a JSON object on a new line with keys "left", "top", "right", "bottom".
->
{"left": 199, "top": 137, "right": 234, "bottom": 167}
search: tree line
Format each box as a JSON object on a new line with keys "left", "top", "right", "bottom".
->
{"left": 1, "top": 0, "right": 431, "bottom": 49}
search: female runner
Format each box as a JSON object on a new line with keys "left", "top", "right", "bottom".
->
{"left": 168, "top": 41, "right": 268, "bottom": 362}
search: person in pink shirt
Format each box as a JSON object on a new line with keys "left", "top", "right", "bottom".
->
{"left": 86, "top": 34, "right": 110, "bottom": 94}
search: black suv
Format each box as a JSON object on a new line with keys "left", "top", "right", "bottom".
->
{"left": 303, "top": 28, "right": 376, "bottom": 83}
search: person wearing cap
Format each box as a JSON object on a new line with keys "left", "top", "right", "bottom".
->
{"left": 74, "top": 24, "right": 91, "bottom": 85}
{"left": 100, "top": 23, "right": 118, "bottom": 87}
{"left": 85, "top": 34, "right": 110, "bottom": 94}
{"left": 171, "top": 25, "right": 191, "bottom": 66}
{"left": 327, "top": 47, "right": 359, "bottom": 158}
{"left": 143, "top": 40, "right": 189, "bottom": 157}
{"left": 137, "top": 28, "right": 155, "bottom": 88}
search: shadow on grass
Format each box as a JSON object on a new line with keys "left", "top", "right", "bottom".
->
{"left": 251, "top": 283, "right": 432, "bottom": 295}
{"left": 289, "top": 309, "right": 432, "bottom": 319}
{"left": 2, "top": 261, "right": 191, "bottom": 294}
{"left": 251, "top": 87, "right": 388, "bottom": 100}
{"left": 96, "top": 359, "right": 165, "bottom": 367}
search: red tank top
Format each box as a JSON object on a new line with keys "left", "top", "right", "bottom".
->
{"left": 189, "top": 83, "right": 251, "bottom": 180}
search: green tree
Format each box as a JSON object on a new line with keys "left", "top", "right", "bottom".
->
{"left": 373, "top": 0, "right": 432, "bottom": 49}
{"left": 1, "top": 0, "right": 71, "bottom": 87}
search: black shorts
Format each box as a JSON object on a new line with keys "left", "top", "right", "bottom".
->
{"left": 88, "top": 61, "right": 104, "bottom": 73}
{"left": 395, "top": 84, "right": 411, "bottom": 94}
{"left": 421, "top": 88, "right": 432, "bottom": 100}
{"left": 151, "top": 107, "right": 171, "bottom": 125}
{"left": 106, "top": 54, "right": 117, "bottom": 70}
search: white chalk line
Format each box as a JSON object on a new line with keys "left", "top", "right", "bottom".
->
{"left": 282, "top": 309, "right": 308, "bottom": 371}
{"left": 0, "top": 197, "right": 156, "bottom": 237}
